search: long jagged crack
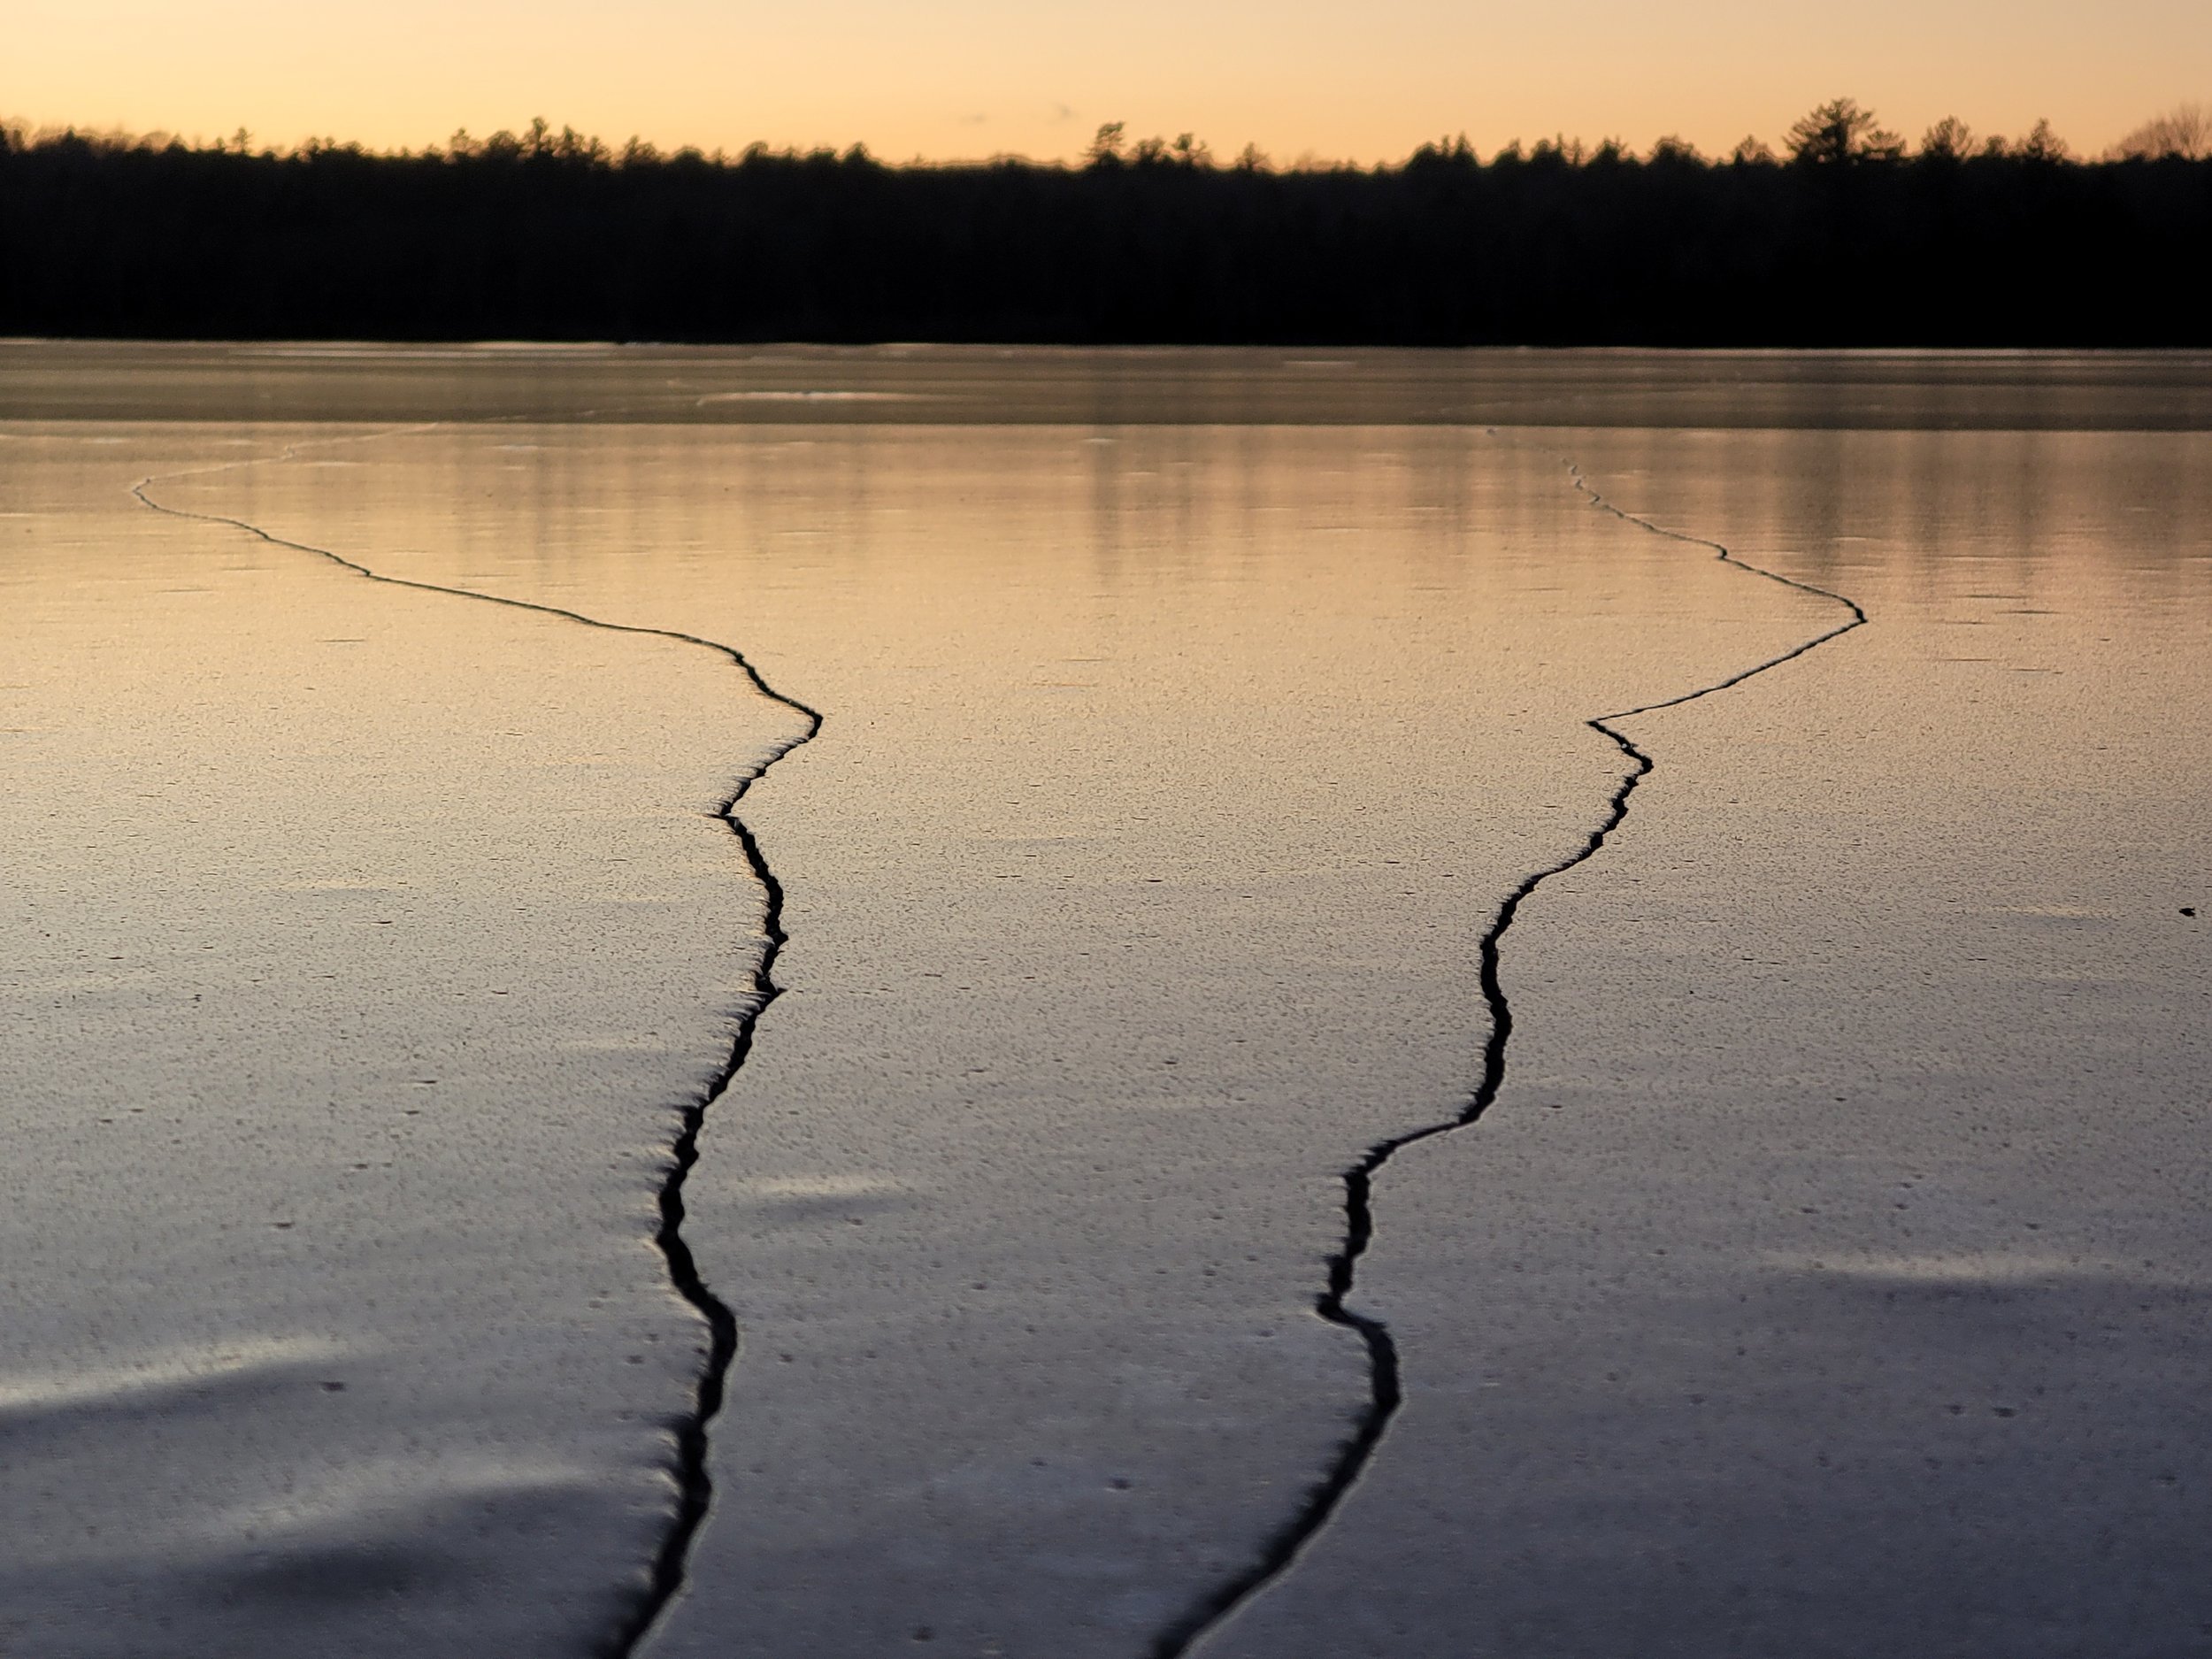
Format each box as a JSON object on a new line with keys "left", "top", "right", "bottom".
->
{"left": 1150, "top": 458, "right": 1866, "bottom": 1657}
{"left": 130, "top": 441, "right": 823, "bottom": 1656}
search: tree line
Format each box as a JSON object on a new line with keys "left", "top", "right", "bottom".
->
{"left": 3, "top": 101, "right": 2207, "bottom": 345}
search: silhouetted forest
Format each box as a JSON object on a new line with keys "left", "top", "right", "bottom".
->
{"left": 4, "top": 104, "right": 2208, "bottom": 345}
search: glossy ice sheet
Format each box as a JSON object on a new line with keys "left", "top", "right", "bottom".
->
{"left": 142, "top": 416, "right": 1823, "bottom": 1655}
{"left": 0, "top": 427, "right": 800, "bottom": 1653}
{"left": 1212, "top": 428, "right": 2212, "bottom": 1657}
{"left": 5, "top": 350, "right": 2208, "bottom": 1659}
{"left": 8, "top": 340, "right": 2212, "bottom": 432}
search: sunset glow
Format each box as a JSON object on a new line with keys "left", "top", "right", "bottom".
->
{"left": 12, "top": 0, "right": 2209, "bottom": 162}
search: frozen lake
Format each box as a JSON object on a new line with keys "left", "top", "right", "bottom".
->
{"left": 3, "top": 346, "right": 2208, "bottom": 1656}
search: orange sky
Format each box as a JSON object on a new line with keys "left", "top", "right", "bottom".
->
{"left": 10, "top": 0, "right": 2208, "bottom": 163}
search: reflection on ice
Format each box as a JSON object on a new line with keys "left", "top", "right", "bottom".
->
{"left": 2, "top": 349, "right": 2208, "bottom": 1656}
{"left": 0, "top": 1336, "right": 351, "bottom": 1425}
{"left": 1772, "top": 1253, "right": 2208, "bottom": 1288}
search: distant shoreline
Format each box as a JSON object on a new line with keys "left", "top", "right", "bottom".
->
{"left": 5, "top": 125, "right": 2208, "bottom": 347}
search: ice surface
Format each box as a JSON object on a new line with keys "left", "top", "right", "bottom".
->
{"left": 147, "top": 416, "right": 1828, "bottom": 1653}
{"left": 3, "top": 350, "right": 2207, "bottom": 1656}
{"left": 0, "top": 426, "right": 799, "bottom": 1653}
{"left": 1208, "top": 426, "right": 2212, "bottom": 1657}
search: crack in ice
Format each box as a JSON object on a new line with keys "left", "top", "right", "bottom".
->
{"left": 1151, "top": 455, "right": 1866, "bottom": 1657}
{"left": 129, "top": 434, "right": 821, "bottom": 1656}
